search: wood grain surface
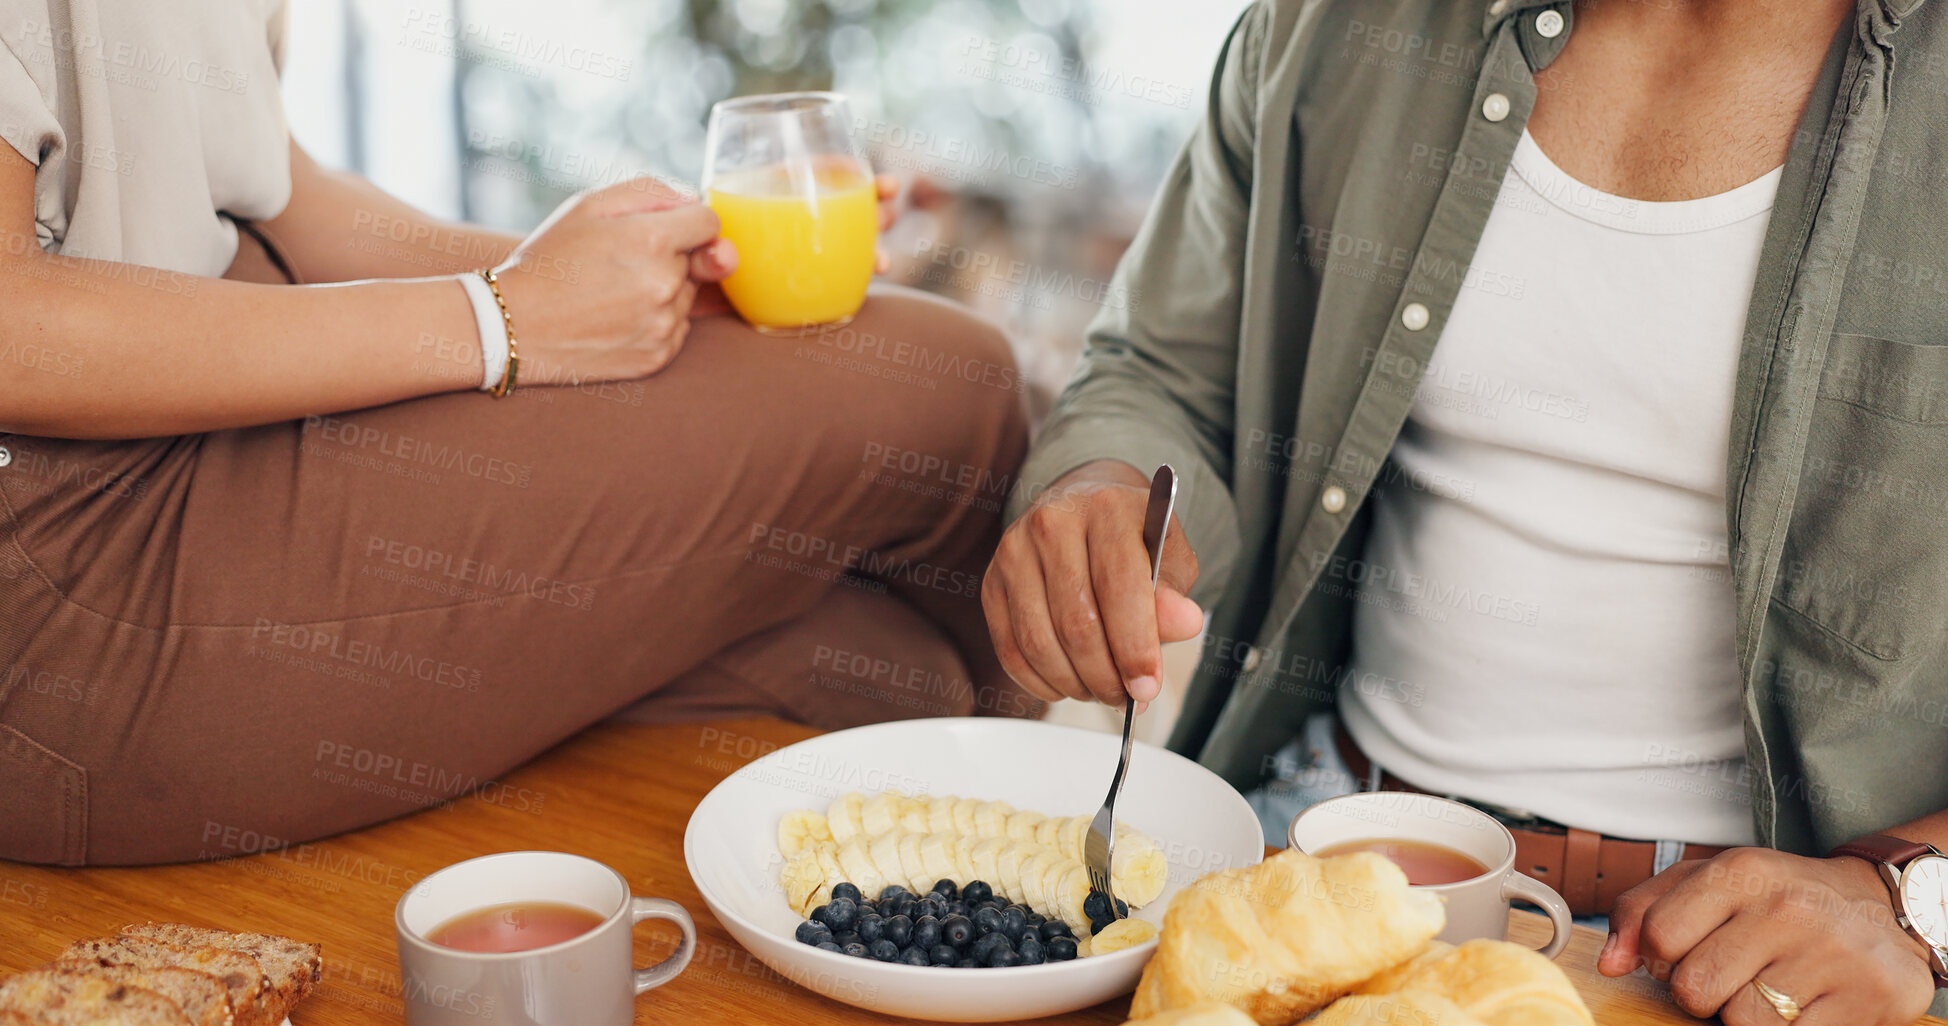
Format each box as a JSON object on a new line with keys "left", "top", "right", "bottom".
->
{"left": 0, "top": 716, "right": 1940, "bottom": 1025}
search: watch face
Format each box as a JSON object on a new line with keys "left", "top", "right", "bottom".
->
{"left": 1900, "top": 856, "right": 1948, "bottom": 948}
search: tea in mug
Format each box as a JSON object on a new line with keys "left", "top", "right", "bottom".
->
{"left": 426, "top": 901, "right": 605, "bottom": 953}
{"left": 1315, "top": 838, "right": 1489, "bottom": 886}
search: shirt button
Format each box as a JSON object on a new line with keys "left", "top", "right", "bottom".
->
{"left": 1401, "top": 302, "right": 1430, "bottom": 331}
{"left": 1535, "top": 9, "right": 1565, "bottom": 38}
{"left": 1482, "top": 93, "right": 1511, "bottom": 122}
{"left": 1241, "top": 646, "right": 1262, "bottom": 673}
{"left": 1320, "top": 485, "right": 1347, "bottom": 514}
{"left": 0, "top": 445, "right": 11, "bottom": 469}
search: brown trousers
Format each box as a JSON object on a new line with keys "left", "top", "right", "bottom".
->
{"left": 0, "top": 286, "right": 1037, "bottom": 866}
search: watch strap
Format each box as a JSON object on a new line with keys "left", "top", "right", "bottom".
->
{"left": 1827, "top": 832, "right": 1934, "bottom": 867}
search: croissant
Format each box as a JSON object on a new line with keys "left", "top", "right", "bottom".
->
{"left": 1349, "top": 939, "right": 1595, "bottom": 1026}
{"left": 1118, "top": 1000, "right": 1259, "bottom": 1026}
{"left": 1129, "top": 849, "right": 1445, "bottom": 1025}
{"left": 1307, "top": 991, "right": 1487, "bottom": 1026}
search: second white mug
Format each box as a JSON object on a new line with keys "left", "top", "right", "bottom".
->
{"left": 1289, "top": 792, "right": 1573, "bottom": 959}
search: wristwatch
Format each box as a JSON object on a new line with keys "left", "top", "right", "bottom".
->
{"left": 1829, "top": 833, "right": 1948, "bottom": 988}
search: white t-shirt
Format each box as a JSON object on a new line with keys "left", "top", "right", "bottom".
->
{"left": 1337, "top": 130, "right": 1779, "bottom": 847}
{"left": 0, "top": 0, "right": 291, "bottom": 274}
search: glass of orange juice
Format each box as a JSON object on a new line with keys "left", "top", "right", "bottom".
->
{"left": 701, "top": 92, "right": 877, "bottom": 335}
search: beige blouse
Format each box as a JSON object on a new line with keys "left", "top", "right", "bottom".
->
{"left": 0, "top": 0, "right": 291, "bottom": 275}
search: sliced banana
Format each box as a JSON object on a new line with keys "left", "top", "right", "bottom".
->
{"left": 861, "top": 791, "right": 906, "bottom": 838}
{"left": 1048, "top": 864, "right": 1093, "bottom": 928}
{"left": 1019, "top": 848, "right": 1058, "bottom": 915}
{"left": 1059, "top": 816, "right": 1089, "bottom": 859}
{"left": 995, "top": 843, "right": 1031, "bottom": 902}
{"left": 951, "top": 797, "right": 982, "bottom": 836}
{"left": 836, "top": 836, "right": 884, "bottom": 898}
{"left": 1088, "top": 918, "right": 1157, "bottom": 954}
{"left": 926, "top": 795, "right": 959, "bottom": 833}
{"left": 826, "top": 793, "right": 865, "bottom": 844}
{"left": 898, "top": 796, "right": 932, "bottom": 834}
{"left": 813, "top": 841, "right": 847, "bottom": 896}
{"left": 1005, "top": 809, "right": 1045, "bottom": 842}
{"left": 1034, "top": 816, "right": 1065, "bottom": 849}
{"left": 777, "top": 810, "right": 832, "bottom": 859}
{"left": 973, "top": 800, "right": 1015, "bottom": 837}
{"left": 781, "top": 849, "right": 825, "bottom": 916}
{"left": 1113, "top": 846, "right": 1169, "bottom": 906}
{"left": 869, "top": 831, "right": 909, "bottom": 893}
{"left": 952, "top": 834, "right": 980, "bottom": 884}
{"left": 970, "top": 836, "right": 1008, "bottom": 887}
{"left": 899, "top": 833, "right": 930, "bottom": 893}
{"left": 919, "top": 831, "right": 959, "bottom": 887}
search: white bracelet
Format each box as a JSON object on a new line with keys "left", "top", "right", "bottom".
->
{"left": 456, "top": 272, "right": 510, "bottom": 391}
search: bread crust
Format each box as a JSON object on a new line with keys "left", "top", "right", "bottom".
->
{"left": 120, "top": 925, "right": 321, "bottom": 1026}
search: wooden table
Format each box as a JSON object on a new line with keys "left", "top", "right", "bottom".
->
{"left": 1, "top": 716, "right": 1940, "bottom": 1025}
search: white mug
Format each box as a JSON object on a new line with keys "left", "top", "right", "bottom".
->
{"left": 1289, "top": 792, "right": 1573, "bottom": 960}
{"left": 395, "top": 851, "right": 696, "bottom": 1025}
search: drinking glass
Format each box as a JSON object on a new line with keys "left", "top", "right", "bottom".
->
{"left": 701, "top": 92, "right": 877, "bottom": 334}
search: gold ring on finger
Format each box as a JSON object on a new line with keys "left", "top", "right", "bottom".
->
{"left": 1752, "top": 978, "right": 1803, "bottom": 1023}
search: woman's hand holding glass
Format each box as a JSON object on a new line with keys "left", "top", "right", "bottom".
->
{"left": 492, "top": 178, "right": 736, "bottom": 384}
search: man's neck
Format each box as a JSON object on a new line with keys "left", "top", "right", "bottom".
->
{"left": 1527, "top": 0, "right": 1854, "bottom": 201}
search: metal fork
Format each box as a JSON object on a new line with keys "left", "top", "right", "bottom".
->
{"left": 1083, "top": 464, "right": 1177, "bottom": 917}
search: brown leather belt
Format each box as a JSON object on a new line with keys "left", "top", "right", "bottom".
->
{"left": 1332, "top": 721, "right": 1726, "bottom": 917}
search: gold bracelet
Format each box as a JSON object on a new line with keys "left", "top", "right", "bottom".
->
{"left": 478, "top": 268, "right": 520, "bottom": 398}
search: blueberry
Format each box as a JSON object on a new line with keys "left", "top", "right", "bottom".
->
{"left": 970, "top": 931, "right": 1010, "bottom": 962}
{"left": 1017, "top": 937, "right": 1045, "bottom": 964}
{"left": 930, "top": 879, "right": 958, "bottom": 901}
{"left": 842, "top": 941, "right": 870, "bottom": 958}
{"left": 1115, "top": 899, "right": 1129, "bottom": 918}
{"left": 915, "top": 897, "right": 944, "bottom": 921}
{"left": 971, "top": 906, "right": 1003, "bottom": 936}
{"left": 1000, "top": 906, "right": 1029, "bottom": 941}
{"left": 911, "top": 915, "right": 942, "bottom": 951}
{"left": 987, "top": 947, "right": 1023, "bottom": 968}
{"left": 900, "top": 945, "right": 931, "bottom": 966}
{"left": 830, "top": 931, "right": 861, "bottom": 948}
{"left": 884, "top": 914, "right": 914, "bottom": 948}
{"left": 1023, "top": 912, "right": 1045, "bottom": 929}
{"left": 880, "top": 885, "right": 909, "bottom": 902}
{"left": 831, "top": 882, "right": 862, "bottom": 904}
{"left": 962, "top": 880, "right": 993, "bottom": 905}
{"left": 955, "top": 957, "right": 979, "bottom": 968}
{"left": 869, "top": 938, "right": 900, "bottom": 961}
{"left": 857, "top": 914, "right": 885, "bottom": 944}
{"left": 796, "top": 921, "right": 832, "bottom": 945}
{"left": 1038, "top": 920, "right": 1073, "bottom": 942}
{"left": 940, "top": 914, "right": 974, "bottom": 947}
{"left": 816, "top": 940, "right": 843, "bottom": 953}
{"left": 1045, "top": 936, "right": 1078, "bottom": 961}
{"left": 945, "top": 901, "right": 969, "bottom": 918}
{"left": 1083, "top": 890, "right": 1111, "bottom": 923}
{"left": 928, "top": 942, "right": 959, "bottom": 965}
{"left": 816, "top": 897, "right": 857, "bottom": 932}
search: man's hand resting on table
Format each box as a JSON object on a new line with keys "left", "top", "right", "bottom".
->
{"left": 982, "top": 460, "right": 1202, "bottom": 710}
{"left": 1602, "top": 847, "right": 1938, "bottom": 1026}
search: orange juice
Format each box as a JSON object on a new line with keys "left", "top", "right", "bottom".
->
{"left": 707, "top": 162, "right": 877, "bottom": 331}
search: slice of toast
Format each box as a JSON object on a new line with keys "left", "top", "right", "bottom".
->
{"left": 119, "top": 925, "right": 319, "bottom": 1026}
{"left": 44, "top": 960, "right": 234, "bottom": 1026}
{"left": 0, "top": 969, "right": 192, "bottom": 1025}
{"left": 57, "top": 937, "right": 267, "bottom": 1026}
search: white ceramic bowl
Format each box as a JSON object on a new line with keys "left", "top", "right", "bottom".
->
{"left": 682, "top": 717, "right": 1264, "bottom": 1022}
